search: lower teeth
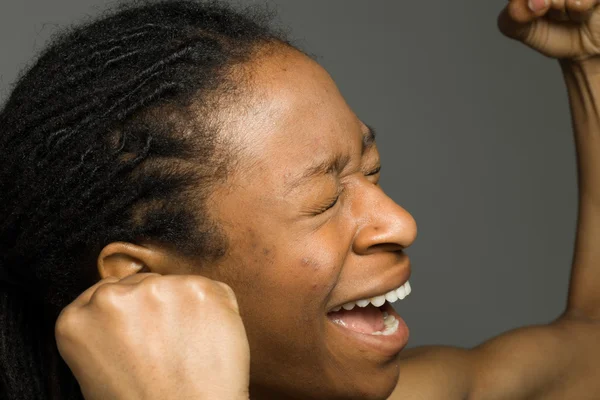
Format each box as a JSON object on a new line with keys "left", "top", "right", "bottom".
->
{"left": 371, "top": 312, "right": 399, "bottom": 336}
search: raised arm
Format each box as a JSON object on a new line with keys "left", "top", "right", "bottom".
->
{"left": 561, "top": 58, "right": 600, "bottom": 319}
{"left": 464, "top": 47, "right": 600, "bottom": 399}
{"left": 390, "top": 1, "right": 600, "bottom": 399}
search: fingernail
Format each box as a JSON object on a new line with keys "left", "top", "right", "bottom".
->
{"left": 528, "top": 0, "right": 549, "bottom": 12}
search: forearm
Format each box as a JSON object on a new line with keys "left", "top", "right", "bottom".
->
{"left": 559, "top": 59, "right": 600, "bottom": 320}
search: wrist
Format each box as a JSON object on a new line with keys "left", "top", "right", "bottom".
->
{"left": 559, "top": 57, "right": 600, "bottom": 77}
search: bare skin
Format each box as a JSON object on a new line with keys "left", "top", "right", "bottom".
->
{"left": 55, "top": 0, "right": 600, "bottom": 399}
{"left": 390, "top": 0, "right": 600, "bottom": 398}
{"left": 55, "top": 270, "right": 251, "bottom": 400}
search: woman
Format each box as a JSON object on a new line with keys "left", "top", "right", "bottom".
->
{"left": 1, "top": 0, "right": 600, "bottom": 399}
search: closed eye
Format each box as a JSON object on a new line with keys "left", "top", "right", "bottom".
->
{"left": 320, "top": 196, "right": 339, "bottom": 213}
{"left": 315, "top": 187, "right": 343, "bottom": 215}
{"left": 314, "top": 166, "right": 379, "bottom": 216}
{"left": 365, "top": 166, "right": 381, "bottom": 176}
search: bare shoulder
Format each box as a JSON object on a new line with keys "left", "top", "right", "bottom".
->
{"left": 388, "top": 319, "right": 600, "bottom": 400}
{"left": 387, "top": 345, "right": 473, "bottom": 400}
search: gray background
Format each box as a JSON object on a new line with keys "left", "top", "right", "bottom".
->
{"left": 0, "top": 1, "right": 577, "bottom": 350}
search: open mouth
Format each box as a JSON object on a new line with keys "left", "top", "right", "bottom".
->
{"left": 326, "top": 281, "right": 411, "bottom": 336}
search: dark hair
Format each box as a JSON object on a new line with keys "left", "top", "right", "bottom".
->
{"left": 0, "top": 1, "right": 287, "bottom": 398}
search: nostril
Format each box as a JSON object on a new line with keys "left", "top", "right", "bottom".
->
{"left": 366, "top": 243, "right": 404, "bottom": 254}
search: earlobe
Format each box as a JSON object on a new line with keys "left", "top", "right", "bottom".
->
{"left": 97, "top": 242, "right": 167, "bottom": 279}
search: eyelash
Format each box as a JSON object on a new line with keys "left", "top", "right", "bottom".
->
{"left": 317, "top": 166, "right": 381, "bottom": 214}
{"left": 367, "top": 166, "right": 381, "bottom": 176}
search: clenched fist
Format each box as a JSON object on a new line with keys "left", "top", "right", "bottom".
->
{"left": 54, "top": 273, "right": 250, "bottom": 400}
{"left": 499, "top": 0, "right": 600, "bottom": 60}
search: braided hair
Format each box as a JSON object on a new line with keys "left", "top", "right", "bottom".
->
{"left": 0, "top": 1, "right": 287, "bottom": 398}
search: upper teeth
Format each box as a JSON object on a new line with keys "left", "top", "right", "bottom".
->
{"left": 332, "top": 280, "right": 411, "bottom": 312}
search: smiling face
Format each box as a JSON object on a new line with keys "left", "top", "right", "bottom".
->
{"left": 200, "top": 46, "right": 418, "bottom": 400}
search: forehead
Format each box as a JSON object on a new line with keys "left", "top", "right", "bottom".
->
{"left": 222, "top": 47, "right": 368, "bottom": 181}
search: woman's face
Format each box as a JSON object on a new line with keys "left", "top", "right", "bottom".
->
{"left": 202, "top": 47, "right": 417, "bottom": 400}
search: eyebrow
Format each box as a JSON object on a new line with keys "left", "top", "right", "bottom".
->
{"left": 284, "top": 124, "right": 377, "bottom": 194}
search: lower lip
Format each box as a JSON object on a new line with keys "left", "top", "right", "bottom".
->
{"left": 326, "top": 302, "right": 409, "bottom": 358}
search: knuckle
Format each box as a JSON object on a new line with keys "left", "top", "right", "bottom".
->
{"left": 217, "top": 281, "right": 237, "bottom": 300}
{"left": 89, "top": 283, "right": 123, "bottom": 308}
{"left": 138, "top": 274, "right": 166, "bottom": 290}
{"left": 569, "top": 0, "right": 592, "bottom": 11}
{"left": 215, "top": 282, "right": 240, "bottom": 312}
{"left": 180, "top": 276, "right": 236, "bottom": 304}
{"left": 183, "top": 277, "right": 211, "bottom": 300}
{"left": 54, "top": 307, "right": 79, "bottom": 339}
{"left": 138, "top": 275, "right": 173, "bottom": 300}
{"left": 182, "top": 275, "right": 209, "bottom": 290}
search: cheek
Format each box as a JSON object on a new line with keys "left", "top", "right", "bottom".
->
{"left": 300, "top": 256, "right": 336, "bottom": 294}
{"left": 220, "top": 216, "right": 351, "bottom": 325}
{"left": 285, "top": 221, "right": 354, "bottom": 305}
{"left": 240, "top": 233, "right": 343, "bottom": 321}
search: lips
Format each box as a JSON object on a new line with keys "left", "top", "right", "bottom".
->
{"left": 326, "top": 278, "right": 412, "bottom": 334}
{"left": 326, "top": 302, "right": 410, "bottom": 357}
{"left": 327, "top": 303, "right": 386, "bottom": 334}
{"left": 325, "top": 258, "right": 412, "bottom": 356}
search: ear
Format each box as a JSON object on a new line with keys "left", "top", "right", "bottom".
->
{"left": 97, "top": 242, "right": 175, "bottom": 280}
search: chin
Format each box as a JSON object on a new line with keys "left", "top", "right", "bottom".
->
{"left": 250, "top": 363, "right": 399, "bottom": 400}
{"left": 320, "top": 361, "right": 401, "bottom": 400}
{"left": 355, "top": 364, "right": 400, "bottom": 400}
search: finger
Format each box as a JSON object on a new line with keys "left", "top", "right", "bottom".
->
{"left": 502, "top": 0, "right": 597, "bottom": 26}
{"left": 498, "top": 5, "right": 536, "bottom": 42}
{"left": 502, "top": 10, "right": 589, "bottom": 58}
{"left": 214, "top": 281, "right": 241, "bottom": 313}
{"left": 548, "top": 0, "right": 598, "bottom": 22}
{"left": 498, "top": 0, "right": 550, "bottom": 42}
{"left": 569, "top": 0, "right": 600, "bottom": 23}
{"left": 508, "top": 0, "right": 551, "bottom": 24}
{"left": 116, "top": 272, "right": 162, "bottom": 285}
{"left": 499, "top": 0, "right": 592, "bottom": 55}
{"left": 546, "top": 0, "right": 570, "bottom": 21}
{"left": 68, "top": 276, "right": 120, "bottom": 308}
{"left": 69, "top": 273, "right": 162, "bottom": 308}
{"left": 563, "top": 0, "right": 599, "bottom": 13}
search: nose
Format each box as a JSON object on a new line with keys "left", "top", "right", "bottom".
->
{"left": 352, "top": 184, "right": 417, "bottom": 255}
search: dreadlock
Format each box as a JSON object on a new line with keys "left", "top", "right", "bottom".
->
{"left": 0, "top": 1, "right": 288, "bottom": 398}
